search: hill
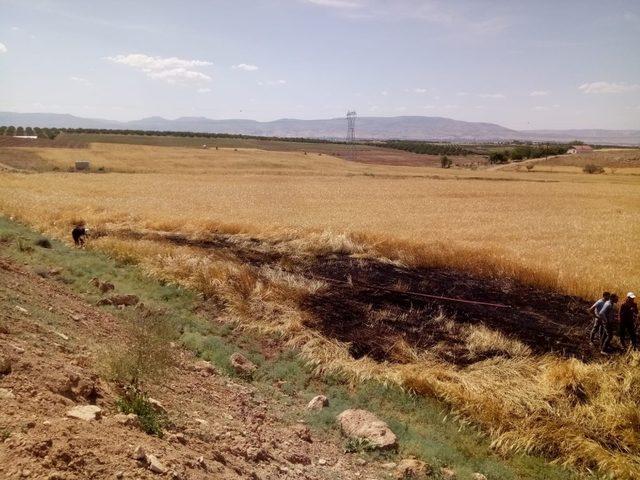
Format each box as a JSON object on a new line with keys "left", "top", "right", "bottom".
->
{"left": 1, "top": 111, "right": 639, "bottom": 145}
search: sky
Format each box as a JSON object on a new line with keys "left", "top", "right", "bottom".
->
{"left": 0, "top": 0, "right": 639, "bottom": 130}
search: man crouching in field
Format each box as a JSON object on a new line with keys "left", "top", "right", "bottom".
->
{"left": 72, "top": 223, "right": 88, "bottom": 247}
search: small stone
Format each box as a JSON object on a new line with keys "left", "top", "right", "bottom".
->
{"left": 471, "top": 474, "right": 487, "bottom": 480}
{"left": 54, "top": 331, "right": 69, "bottom": 341}
{"left": 395, "top": 459, "right": 430, "bottom": 479}
{"left": 229, "top": 352, "right": 257, "bottom": 376}
{"left": 71, "top": 314, "right": 85, "bottom": 322}
{"left": 440, "top": 467, "right": 456, "bottom": 479}
{"left": 193, "top": 360, "right": 216, "bottom": 375}
{"left": 115, "top": 472, "right": 124, "bottom": 479}
{"left": 132, "top": 445, "right": 146, "bottom": 461}
{"left": 382, "top": 462, "right": 397, "bottom": 469}
{"left": 147, "top": 454, "right": 167, "bottom": 474}
{"left": 168, "top": 432, "right": 187, "bottom": 445}
{"left": 291, "top": 423, "right": 312, "bottom": 442}
{"left": 306, "top": 395, "right": 329, "bottom": 410}
{"left": 286, "top": 452, "right": 311, "bottom": 465}
{"left": 355, "top": 458, "right": 367, "bottom": 466}
{"left": 14, "top": 305, "right": 29, "bottom": 315}
{"left": 318, "top": 458, "right": 327, "bottom": 466}
{"left": 194, "top": 418, "right": 209, "bottom": 427}
{"left": 0, "top": 388, "right": 15, "bottom": 399}
{"left": 66, "top": 405, "right": 102, "bottom": 421}
{"left": 0, "top": 357, "right": 11, "bottom": 375}
{"left": 113, "top": 413, "right": 139, "bottom": 427}
{"left": 147, "top": 397, "right": 166, "bottom": 413}
{"left": 337, "top": 409, "right": 397, "bottom": 450}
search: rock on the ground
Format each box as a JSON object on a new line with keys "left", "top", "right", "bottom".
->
{"left": 291, "top": 423, "right": 312, "bottom": 442}
{"left": 0, "top": 387, "right": 15, "bottom": 399}
{"left": 146, "top": 454, "right": 167, "bottom": 474}
{"left": 132, "top": 445, "right": 147, "bottom": 461}
{"left": 307, "top": 395, "right": 329, "bottom": 410}
{"left": 229, "top": 352, "right": 257, "bottom": 376}
{"left": 148, "top": 397, "right": 167, "bottom": 413}
{"left": 0, "top": 356, "right": 11, "bottom": 376}
{"left": 440, "top": 467, "right": 457, "bottom": 479}
{"left": 395, "top": 459, "right": 431, "bottom": 479}
{"left": 98, "top": 294, "right": 139, "bottom": 307}
{"left": 193, "top": 360, "right": 216, "bottom": 375}
{"left": 66, "top": 405, "right": 102, "bottom": 421}
{"left": 286, "top": 452, "right": 311, "bottom": 465}
{"left": 112, "top": 413, "right": 140, "bottom": 427}
{"left": 471, "top": 474, "right": 487, "bottom": 480}
{"left": 14, "top": 305, "right": 29, "bottom": 315}
{"left": 337, "top": 409, "right": 397, "bottom": 450}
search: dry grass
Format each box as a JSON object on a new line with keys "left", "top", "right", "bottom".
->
{"left": 2, "top": 143, "right": 640, "bottom": 476}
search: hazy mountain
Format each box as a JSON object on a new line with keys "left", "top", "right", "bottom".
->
{"left": 1, "top": 111, "right": 638, "bottom": 145}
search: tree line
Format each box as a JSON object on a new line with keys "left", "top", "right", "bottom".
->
{"left": 0, "top": 126, "right": 61, "bottom": 139}
{"left": 373, "top": 140, "right": 476, "bottom": 156}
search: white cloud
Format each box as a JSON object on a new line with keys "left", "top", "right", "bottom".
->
{"left": 11, "top": 26, "right": 20, "bottom": 31}
{"left": 380, "top": 90, "right": 388, "bottom": 96}
{"left": 530, "top": 90, "right": 549, "bottom": 96}
{"left": 197, "top": 87, "right": 212, "bottom": 93}
{"left": 578, "top": 81, "right": 640, "bottom": 94}
{"left": 456, "top": 91, "right": 468, "bottom": 96}
{"left": 305, "top": 0, "right": 361, "bottom": 8}
{"left": 413, "top": 88, "right": 428, "bottom": 94}
{"left": 232, "top": 63, "right": 259, "bottom": 71}
{"left": 478, "top": 93, "right": 505, "bottom": 99}
{"left": 423, "top": 105, "right": 436, "bottom": 109}
{"left": 70, "top": 76, "right": 91, "bottom": 85}
{"left": 105, "top": 53, "right": 212, "bottom": 85}
{"left": 0, "top": 42, "right": 7, "bottom": 54}
{"left": 258, "top": 79, "right": 287, "bottom": 86}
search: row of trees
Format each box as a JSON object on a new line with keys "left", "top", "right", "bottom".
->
{"left": 0, "top": 126, "right": 61, "bottom": 139}
{"left": 42, "top": 127, "right": 340, "bottom": 145}
{"left": 375, "top": 140, "right": 475, "bottom": 156}
{"left": 489, "top": 144, "right": 571, "bottom": 164}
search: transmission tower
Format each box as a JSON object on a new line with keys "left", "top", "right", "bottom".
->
{"left": 346, "top": 110, "right": 357, "bottom": 160}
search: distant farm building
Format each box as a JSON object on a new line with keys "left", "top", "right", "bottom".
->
{"left": 13, "top": 135, "right": 38, "bottom": 140}
{"left": 75, "top": 161, "right": 91, "bottom": 171}
{"left": 567, "top": 145, "right": 593, "bottom": 154}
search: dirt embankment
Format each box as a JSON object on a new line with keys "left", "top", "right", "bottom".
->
{"left": 0, "top": 257, "right": 381, "bottom": 480}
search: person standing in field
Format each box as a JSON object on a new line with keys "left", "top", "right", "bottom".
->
{"left": 619, "top": 292, "right": 638, "bottom": 350}
{"left": 599, "top": 293, "right": 619, "bottom": 354}
{"left": 589, "top": 291, "right": 610, "bottom": 343}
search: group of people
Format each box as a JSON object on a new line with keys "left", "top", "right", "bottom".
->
{"left": 589, "top": 291, "right": 639, "bottom": 354}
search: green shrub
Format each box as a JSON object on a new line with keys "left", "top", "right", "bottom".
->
{"left": 100, "top": 310, "right": 176, "bottom": 389}
{"left": 116, "top": 387, "right": 167, "bottom": 437}
{"left": 583, "top": 164, "right": 604, "bottom": 174}
{"left": 35, "top": 237, "right": 52, "bottom": 249}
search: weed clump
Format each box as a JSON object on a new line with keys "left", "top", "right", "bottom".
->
{"left": 583, "top": 164, "right": 604, "bottom": 174}
{"left": 116, "top": 387, "right": 168, "bottom": 437}
{"left": 34, "top": 237, "right": 52, "bottom": 248}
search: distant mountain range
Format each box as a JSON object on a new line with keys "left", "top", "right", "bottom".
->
{"left": 1, "top": 111, "right": 639, "bottom": 145}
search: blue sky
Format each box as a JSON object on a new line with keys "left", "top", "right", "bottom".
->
{"left": 0, "top": 0, "right": 639, "bottom": 129}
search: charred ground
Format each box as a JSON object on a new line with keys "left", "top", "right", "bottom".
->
{"left": 101, "top": 229, "right": 596, "bottom": 366}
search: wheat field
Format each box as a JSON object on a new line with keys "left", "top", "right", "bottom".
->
{"left": 2, "top": 142, "right": 640, "bottom": 477}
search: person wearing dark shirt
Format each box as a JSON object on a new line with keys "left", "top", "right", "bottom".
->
{"left": 619, "top": 292, "right": 638, "bottom": 350}
{"left": 71, "top": 224, "right": 87, "bottom": 247}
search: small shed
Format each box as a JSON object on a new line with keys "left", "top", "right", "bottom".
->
{"left": 567, "top": 145, "right": 593, "bottom": 154}
{"left": 75, "top": 161, "right": 91, "bottom": 171}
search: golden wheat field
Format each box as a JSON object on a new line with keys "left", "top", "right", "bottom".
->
{"left": 2, "top": 141, "right": 640, "bottom": 477}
